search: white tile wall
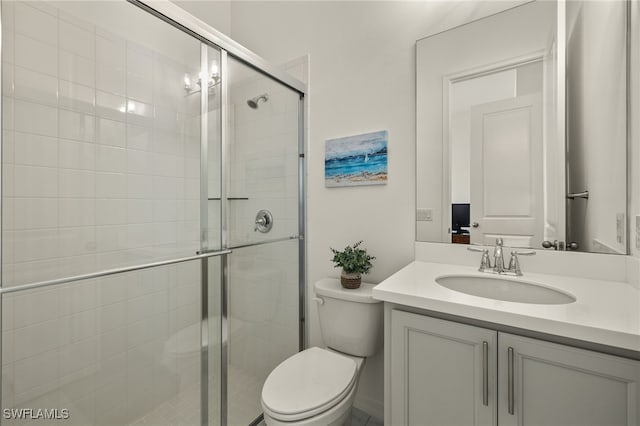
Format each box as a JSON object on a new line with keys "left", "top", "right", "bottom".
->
{"left": 14, "top": 35, "right": 57, "bottom": 76}
{"left": 226, "top": 61, "right": 299, "bottom": 247}
{"left": 59, "top": 50, "right": 95, "bottom": 87}
{"left": 3, "top": 2, "right": 204, "bottom": 286}
{"left": 2, "top": 2, "right": 208, "bottom": 425}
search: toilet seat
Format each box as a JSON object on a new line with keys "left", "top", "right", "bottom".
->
{"left": 261, "top": 347, "right": 358, "bottom": 422}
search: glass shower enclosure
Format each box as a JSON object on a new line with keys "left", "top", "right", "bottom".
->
{"left": 0, "top": 1, "right": 306, "bottom": 425}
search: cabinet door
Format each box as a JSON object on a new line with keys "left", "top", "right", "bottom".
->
{"left": 498, "top": 333, "right": 640, "bottom": 426}
{"left": 390, "top": 310, "right": 498, "bottom": 426}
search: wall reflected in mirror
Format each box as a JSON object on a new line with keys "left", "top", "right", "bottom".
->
{"left": 416, "top": 0, "right": 628, "bottom": 255}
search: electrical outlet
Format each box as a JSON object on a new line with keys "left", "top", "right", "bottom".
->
{"left": 616, "top": 213, "right": 625, "bottom": 244}
{"left": 417, "top": 208, "right": 433, "bottom": 221}
{"left": 636, "top": 215, "right": 640, "bottom": 249}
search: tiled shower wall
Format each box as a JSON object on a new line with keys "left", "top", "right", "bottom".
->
{"left": 1, "top": 0, "right": 203, "bottom": 288}
{"left": 226, "top": 63, "right": 299, "bottom": 247}
{"left": 1, "top": 1, "right": 206, "bottom": 424}
{"left": 2, "top": 262, "right": 205, "bottom": 425}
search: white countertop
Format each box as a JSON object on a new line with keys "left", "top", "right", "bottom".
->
{"left": 372, "top": 261, "right": 640, "bottom": 353}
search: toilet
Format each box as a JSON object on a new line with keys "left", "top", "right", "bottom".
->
{"left": 162, "top": 322, "right": 201, "bottom": 392}
{"left": 261, "top": 278, "right": 383, "bottom": 425}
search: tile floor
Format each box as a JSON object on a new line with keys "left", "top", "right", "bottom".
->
{"left": 350, "top": 407, "right": 383, "bottom": 426}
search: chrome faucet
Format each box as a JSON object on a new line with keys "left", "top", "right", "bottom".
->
{"left": 493, "top": 238, "right": 505, "bottom": 273}
{"left": 467, "top": 238, "right": 536, "bottom": 276}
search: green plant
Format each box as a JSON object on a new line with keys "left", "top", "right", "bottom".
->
{"left": 330, "top": 240, "right": 375, "bottom": 274}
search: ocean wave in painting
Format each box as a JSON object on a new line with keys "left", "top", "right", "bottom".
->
{"left": 325, "top": 130, "right": 388, "bottom": 187}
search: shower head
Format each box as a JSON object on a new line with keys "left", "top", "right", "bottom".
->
{"left": 247, "top": 93, "right": 269, "bottom": 109}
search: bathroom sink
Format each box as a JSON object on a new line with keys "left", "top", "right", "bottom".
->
{"left": 435, "top": 274, "right": 576, "bottom": 305}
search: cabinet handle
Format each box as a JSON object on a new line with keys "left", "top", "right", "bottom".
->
{"left": 482, "top": 341, "right": 489, "bottom": 406}
{"left": 508, "top": 347, "right": 515, "bottom": 415}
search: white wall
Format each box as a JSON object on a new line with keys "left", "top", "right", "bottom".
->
{"left": 225, "top": 1, "right": 528, "bottom": 417}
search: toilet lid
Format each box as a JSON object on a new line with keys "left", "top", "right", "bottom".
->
{"left": 261, "top": 347, "right": 357, "bottom": 419}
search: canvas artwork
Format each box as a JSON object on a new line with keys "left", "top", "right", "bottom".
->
{"left": 325, "top": 130, "right": 388, "bottom": 187}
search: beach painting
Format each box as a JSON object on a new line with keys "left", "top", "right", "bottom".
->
{"left": 325, "top": 130, "right": 388, "bottom": 187}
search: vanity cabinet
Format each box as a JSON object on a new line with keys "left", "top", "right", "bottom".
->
{"left": 389, "top": 309, "right": 640, "bottom": 426}
{"left": 390, "top": 310, "right": 497, "bottom": 425}
{"left": 497, "top": 333, "right": 640, "bottom": 426}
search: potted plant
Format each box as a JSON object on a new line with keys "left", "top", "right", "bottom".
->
{"left": 330, "top": 240, "right": 375, "bottom": 289}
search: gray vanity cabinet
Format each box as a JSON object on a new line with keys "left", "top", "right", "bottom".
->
{"left": 498, "top": 333, "right": 640, "bottom": 426}
{"left": 389, "top": 309, "right": 640, "bottom": 426}
{"left": 390, "top": 310, "right": 498, "bottom": 425}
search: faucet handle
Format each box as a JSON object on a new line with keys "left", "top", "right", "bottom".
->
{"left": 467, "top": 246, "right": 492, "bottom": 272}
{"left": 495, "top": 238, "right": 504, "bottom": 246}
{"left": 512, "top": 250, "right": 535, "bottom": 256}
{"left": 508, "top": 250, "right": 535, "bottom": 276}
{"left": 478, "top": 251, "right": 492, "bottom": 272}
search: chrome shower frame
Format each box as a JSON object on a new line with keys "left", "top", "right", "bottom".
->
{"left": 0, "top": 1, "right": 308, "bottom": 425}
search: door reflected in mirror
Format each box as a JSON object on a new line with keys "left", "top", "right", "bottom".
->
{"left": 450, "top": 62, "right": 545, "bottom": 248}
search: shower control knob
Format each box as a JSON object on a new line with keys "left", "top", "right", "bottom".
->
{"left": 254, "top": 209, "right": 274, "bottom": 233}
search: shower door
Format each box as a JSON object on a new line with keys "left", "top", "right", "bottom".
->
{"left": 0, "top": 1, "right": 306, "bottom": 425}
{"left": 0, "top": 1, "right": 225, "bottom": 425}
{"left": 223, "top": 57, "right": 303, "bottom": 426}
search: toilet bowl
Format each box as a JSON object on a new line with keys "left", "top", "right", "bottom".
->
{"left": 261, "top": 279, "right": 382, "bottom": 426}
{"left": 162, "top": 322, "right": 200, "bottom": 391}
{"left": 261, "top": 347, "right": 365, "bottom": 426}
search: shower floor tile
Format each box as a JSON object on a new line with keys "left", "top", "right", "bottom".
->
{"left": 129, "top": 363, "right": 264, "bottom": 426}
{"left": 129, "top": 383, "right": 200, "bottom": 426}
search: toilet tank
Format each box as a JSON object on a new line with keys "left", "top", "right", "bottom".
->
{"left": 314, "top": 279, "right": 383, "bottom": 357}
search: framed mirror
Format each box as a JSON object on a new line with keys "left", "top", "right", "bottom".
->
{"left": 416, "top": 0, "right": 629, "bottom": 254}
